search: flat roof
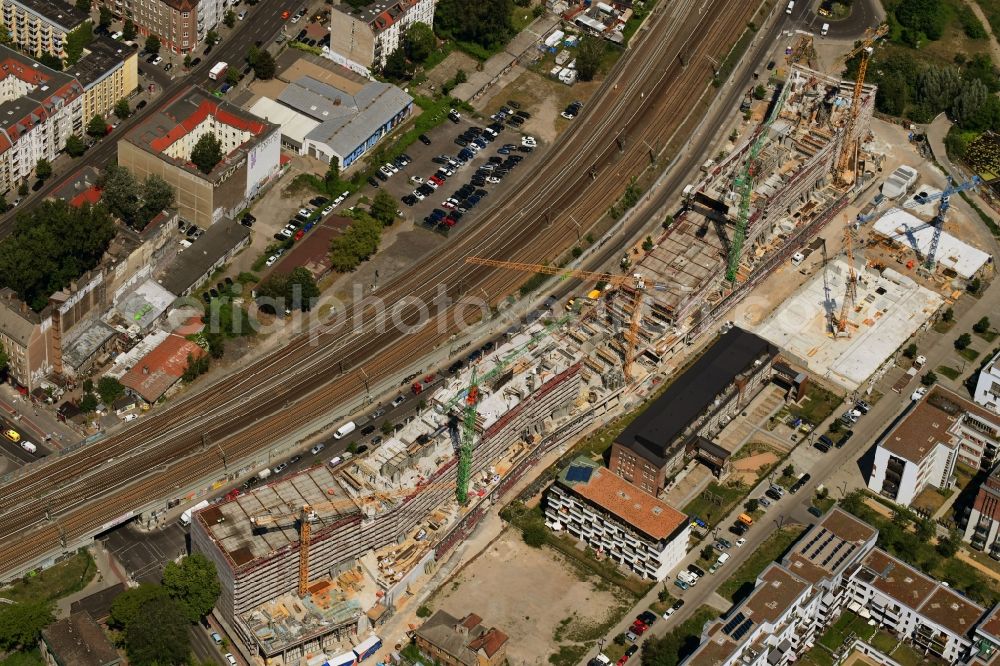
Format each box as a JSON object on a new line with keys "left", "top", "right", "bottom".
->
{"left": 879, "top": 392, "right": 960, "bottom": 464}
{"left": 62, "top": 319, "right": 117, "bottom": 371}
{"left": 557, "top": 457, "right": 687, "bottom": 541}
{"left": 247, "top": 96, "right": 319, "bottom": 145}
{"left": 784, "top": 508, "right": 876, "bottom": 584}
{"left": 8, "top": 0, "right": 87, "bottom": 29}
{"left": 115, "top": 279, "right": 176, "bottom": 330}
{"left": 874, "top": 208, "right": 992, "bottom": 279}
{"left": 921, "top": 584, "right": 985, "bottom": 637}
{"left": 855, "top": 548, "right": 938, "bottom": 610}
{"left": 195, "top": 465, "right": 362, "bottom": 567}
{"left": 617, "top": 327, "right": 775, "bottom": 464}
{"left": 157, "top": 217, "right": 251, "bottom": 296}
{"left": 67, "top": 36, "right": 133, "bottom": 88}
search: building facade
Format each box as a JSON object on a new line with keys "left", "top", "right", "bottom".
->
{"left": 73, "top": 37, "right": 140, "bottom": 121}
{"left": 0, "top": 0, "right": 88, "bottom": 60}
{"left": 329, "top": 0, "right": 434, "bottom": 72}
{"left": 413, "top": 611, "right": 508, "bottom": 666}
{"left": 608, "top": 327, "right": 778, "bottom": 494}
{"left": 544, "top": 457, "right": 689, "bottom": 580}
{"left": 98, "top": 0, "right": 213, "bottom": 54}
{"left": 118, "top": 87, "right": 280, "bottom": 227}
{"left": 975, "top": 351, "right": 1000, "bottom": 415}
{"left": 964, "top": 466, "right": 1000, "bottom": 556}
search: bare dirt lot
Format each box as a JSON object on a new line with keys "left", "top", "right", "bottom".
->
{"left": 428, "top": 528, "right": 632, "bottom": 665}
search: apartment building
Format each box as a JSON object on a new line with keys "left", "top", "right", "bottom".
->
{"left": 608, "top": 327, "right": 778, "bottom": 494}
{"left": 99, "top": 0, "right": 220, "bottom": 54}
{"left": 975, "top": 350, "right": 1000, "bottom": 415}
{"left": 0, "top": 0, "right": 88, "bottom": 60}
{"left": 684, "top": 508, "right": 995, "bottom": 666}
{"left": 0, "top": 44, "right": 84, "bottom": 193}
{"left": 118, "top": 87, "right": 280, "bottom": 227}
{"left": 69, "top": 36, "right": 139, "bottom": 121}
{"left": 964, "top": 465, "right": 1000, "bottom": 556}
{"left": 329, "top": 0, "right": 435, "bottom": 72}
{"left": 544, "top": 456, "right": 690, "bottom": 580}
{"left": 869, "top": 387, "right": 1000, "bottom": 507}
{"left": 0, "top": 288, "right": 54, "bottom": 392}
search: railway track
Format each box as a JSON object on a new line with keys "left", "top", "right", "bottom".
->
{"left": 0, "top": 0, "right": 761, "bottom": 576}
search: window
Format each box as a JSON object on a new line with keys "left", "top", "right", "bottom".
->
{"left": 182, "top": 11, "right": 188, "bottom": 16}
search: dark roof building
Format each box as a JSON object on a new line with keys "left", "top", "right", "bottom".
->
{"left": 413, "top": 610, "right": 509, "bottom": 666}
{"left": 39, "top": 611, "right": 121, "bottom": 666}
{"left": 610, "top": 327, "right": 778, "bottom": 493}
{"left": 156, "top": 217, "right": 251, "bottom": 297}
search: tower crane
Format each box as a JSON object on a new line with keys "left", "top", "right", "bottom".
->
{"left": 464, "top": 257, "right": 646, "bottom": 380}
{"left": 834, "top": 24, "right": 888, "bottom": 186}
{"left": 901, "top": 176, "right": 981, "bottom": 269}
{"left": 837, "top": 222, "right": 858, "bottom": 334}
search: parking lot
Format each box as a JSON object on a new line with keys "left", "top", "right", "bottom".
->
{"left": 371, "top": 110, "right": 536, "bottom": 235}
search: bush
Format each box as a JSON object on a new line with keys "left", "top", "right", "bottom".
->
{"left": 921, "top": 371, "right": 937, "bottom": 386}
{"left": 903, "top": 343, "right": 918, "bottom": 358}
{"left": 955, "top": 333, "right": 972, "bottom": 350}
{"left": 416, "top": 605, "right": 432, "bottom": 618}
{"left": 974, "top": 316, "right": 991, "bottom": 334}
{"left": 521, "top": 521, "right": 546, "bottom": 547}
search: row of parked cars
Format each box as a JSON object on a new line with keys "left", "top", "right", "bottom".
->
{"left": 265, "top": 193, "right": 348, "bottom": 266}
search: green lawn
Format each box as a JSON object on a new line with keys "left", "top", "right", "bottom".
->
{"left": 959, "top": 347, "right": 981, "bottom": 362}
{"left": 0, "top": 650, "right": 45, "bottom": 666}
{"left": 788, "top": 384, "right": 843, "bottom": 426}
{"left": 0, "top": 551, "right": 96, "bottom": 605}
{"left": 717, "top": 526, "right": 806, "bottom": 601}
{"left": 937, "top": 365, "right": 962, "bottom": 380}
{"left": 510, "top": 4, "right": 535, "bottom": 32}
{"left": 683, "top": 482, "right": 748, "bottom": 527}
{"left": 976, "top": 330, "right": 998, "bottom": 343}
{"left": 813, "top": 496, "right": 836, "bottom": 513}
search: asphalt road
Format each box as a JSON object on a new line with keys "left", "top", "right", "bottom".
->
{"left": 794, "top": 0, "right": 885, "bottom": 39}
{"left": 0, "top": 2, "right": 292, "bottom": 235}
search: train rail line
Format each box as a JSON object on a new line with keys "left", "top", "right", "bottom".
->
{"left": 0, "top": 0, "right": 761, "bottom": 576}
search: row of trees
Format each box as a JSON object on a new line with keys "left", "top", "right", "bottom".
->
{"left": 109, "top": 554, "right": 221, "bottom": 665}
{"left": 256, "top": 267, "right": 321, "bottom": 312}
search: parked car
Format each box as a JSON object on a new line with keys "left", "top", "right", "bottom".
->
{"left": 418, "top": 133, "right": 432, "bottom": 145}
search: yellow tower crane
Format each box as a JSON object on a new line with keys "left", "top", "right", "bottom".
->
{"left": 835, "top": 24, "right": 888, "bottom": 186}
{"left": 464, "top": 257, "right": 647, "bottom": 381}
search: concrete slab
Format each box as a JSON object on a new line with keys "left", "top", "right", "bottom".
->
{"left": 755, "top": 260, "right": 943, "bottom": 390}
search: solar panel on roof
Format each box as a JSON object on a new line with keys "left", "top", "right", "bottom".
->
{"left": 722, "top": 612, "right": 746, "bottom": 635}
{"left": 565, "top": 465, "right": 593, "bottom": 483}
{"left": 731, "top": 619, "right": 754, "bottom": 641}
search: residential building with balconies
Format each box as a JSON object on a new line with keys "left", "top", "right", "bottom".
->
{"left": 0, "top": 0, "right": 87, "bottom": 60}
{"left": 98, "top": 0, "right": 209, "bottom": 54}
{"left": 544, "top": 456, "right": 689, "bottom": 581}
{"left": 975, "top": 351, "right": 1000, "bottom": 415}
{"left": 329, "top": 0, "right": 435, "bottom": 73}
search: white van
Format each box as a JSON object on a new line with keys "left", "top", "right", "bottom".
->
{"left": 821, "top": 23, "right": 830, "bottom": 36}
{"left": 20, "top": 441, "right": 36, "bottom": 454}
{"left": 123, "top": 413, "right": 139, "bottom": 422}
{"left": 717, "top": 553, "right": 731, "bottom": 566}
{"left": 333, "top": 421, "right": 356, "bottom": 439}
{"left": 785, "top": 0, "right": 794, "bottom": 13}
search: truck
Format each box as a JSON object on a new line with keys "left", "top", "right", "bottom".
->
{"left": 353, "top": 634, "right": 381, "bottom": 661}
{"left": 208, "top": 61, "right": 228, "bottom": 80}
{"left": 180, "top": 499, "right": 210, "bottom": 526}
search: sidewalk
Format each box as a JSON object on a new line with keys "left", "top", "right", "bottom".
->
{"left": 54, "top": 543, "right": 129, "bottom": 618}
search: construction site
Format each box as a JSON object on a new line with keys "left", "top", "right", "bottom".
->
{"left": 189, "top": 315, "right": 615, "bottom": 664}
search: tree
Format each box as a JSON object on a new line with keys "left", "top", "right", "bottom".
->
{"left": 903, "top": 343, "right": 918, "bottom": 359}
{"left": 110, "top": 583, "right": 172, "bottom": 629}
{"left": 921, "top": 370, "right": 937, "bottom": 386}
{"left": 642, "top": 236, "right": 654, "bottom": 251}
{"left": 35, "top": 158, "right": 52, "bottom": 181}
{"left": 576, "top": 35, "right": 604, "bottom": 82}
{"left": 76, "top": 0, "right": 91, "bottom": 11}
{"left": 38, "top": 53, "right": 63, "bottom": 70}
{"left": 122, "top": 19, "right": 137, "bottom": 41}
{"left": 416, "top": 605, "right": 432, "bottom": 618}
{"left": 328, "top": 211, "right": 382, "bottom": 272}
{"left": 370, "top": 189, "right": 398, "bottom": 225}
{"left": 404, "top": 22, "right": 435, "bottom": 63}
{"left": 782, "top": 464, "right": 795, "bottom": 478}
{"left": 79, "top": 392, "right": 99, "bottom": 412}
{"left": 184, "top": 53, "right": 192, "bottom": 68}
{"left": 97, "top": 376, "right": 125, "bottom": 404}
{"left": 223, "top": 9, "right": 236, "bottom": 27}
{"left": 124, "top": 596, "right": 190, "bottom": 666}
{"left": 144, "top": 34, "right": 160, "bottom": 55}
{"left": 744, "top": 498, "right": 759, "bottom": 513}
{"left": 700, "top": 545, "right": 714, "bottom": 561}
{"left": 99, "top": 164, "right": 141, "bottom": 224}
{"left": 936, "top": 529, "right": 960, "bottom": 557}
{"left": 248, "top": 47, "right": 276, "bottom": 79}
{"left": 435, "top": 0, "right": 515, "bottom": 50}
{"left": 162, "top": 553, "right": 221, "bottom": 622}
{"left": 323, "top": 157, "right": 341, "bottom": 193}
{"left": 114, "top": 98, "right": 131, "bottom": 120}
{"left": 65, "top": 134, "right": 86, "bottom": 157}
{"left": 87, "top": 114, "right": 108, "bottom": 137}
{"left": 382, "top": 47, "right": 410, "bottom": 80}
{"left": 521, "top": 521, "right": 546, "bottom": 547}
{"left": 256, "top": 268, "right": 320, "bottom": 311}
{"left": 0, "top": 601, "right": 54, "bottom": 651}
{"left": 753, "top": 84, "right": 767, "bottom": 99}
{"left": 894, "top": 0, "right": 947, "bottom": 41}
{"left": 974, "top": 316, "right": 991, "bottom": 334}
{"left": 99, "top": 6, "right": 113, "bottom": 28}
{"left": 955, "top": 333, "right": 972, "bottom": 350}
{"left": 226, "top": 67, "right": 239, "bottom": 86}
{"left": 17, "top": 182, "right": 28, "bottom": 196}
{"left": 205, "top": 29, "right": 220, "bottom": 45}
{"left": 969, "top": 277, "right": 982, "bottom": 294}
{"left": 140, "top": 173, "right": 176, "bottom": 222}
{"left": 662, "top": 214, "right": 674, "bottom": 229}
{"left": 65, "top": 22, "right": 93, "bottom": 65}
{"left": 190, "top": 133, "right": 223, "bottom": 174}
{"left": 943, "top": 307, "right": 955, "bottom": 322}
{"left": 381, "top": 420, "right": 393, "bottom": 435}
